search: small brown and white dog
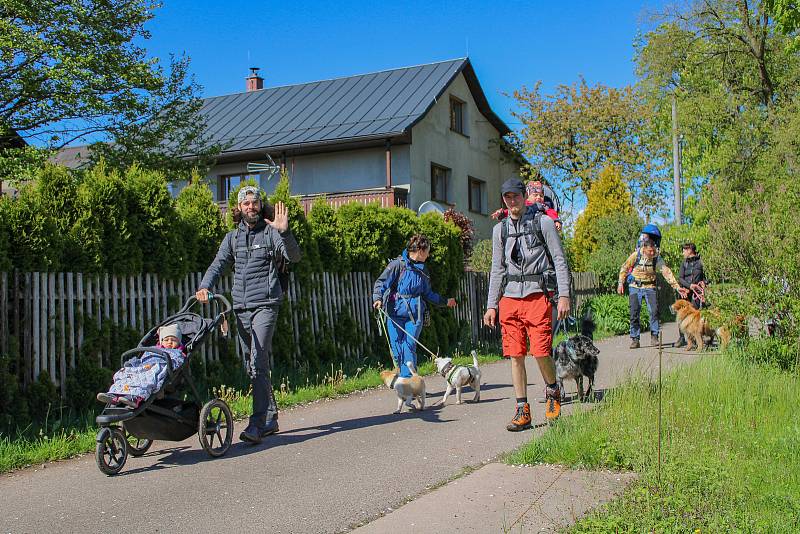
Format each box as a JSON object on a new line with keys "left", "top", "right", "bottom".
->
{"left": 380, "top": 364, "right": 426, "bottom": 414}
{"left": 432, "top": 350, "right": 481, "bottom": 406}
{"left": 671, "top": 300, "right": 731, "bottom": 351}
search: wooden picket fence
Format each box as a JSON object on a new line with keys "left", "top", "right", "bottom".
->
{"left": 0, "top": 270, "right": 599, "bottom": 398}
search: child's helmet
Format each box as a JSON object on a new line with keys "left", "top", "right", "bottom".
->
{"left": 641, "top": 223, "right": 662, "bottom": 247}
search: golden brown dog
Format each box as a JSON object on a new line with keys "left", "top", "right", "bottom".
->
{"left": 380, "top": 366, "right": 426, "bottom": 414}
{"left": 671, "top": 300, "right": 730, "bottom": 351}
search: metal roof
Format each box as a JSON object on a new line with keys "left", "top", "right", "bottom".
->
{"left": 198, "top": 58, "right": 510, "bottom": 156}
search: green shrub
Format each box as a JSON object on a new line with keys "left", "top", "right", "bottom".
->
{"left": 308, "top": 198, "right": 349, "bottom": 272}
{"left": 125, "top": 164, "right": 190, "bottom": 279}
{"left": 65, "top": 352, "right": 114, "bottom": 413}
{"left": 469, "top": 239, "right": 492, "bottom": 272}
{"left": 572, "top": 166, "right": 635, "bottom": 270}
{"left": 728, "top": 337, "right": 799, "bottom": 372}
{"left": 585, "top": 212, "right": 643, "bottom": 291}
{"left": 0, "top": 198, "right": 12, "bottom": 272}
{"left": 26, "top": 372, "right": 60, "bottom": 421}
{"left": 5, "top": 183, "right": 64, "bottom": 271}
{"left": 176, "top": 176, "right": 226, "bottom": 273}
{"left": 582, "top": 294, "right": 651, "bottom": 335}
{"left": 71, "top": 162, "right": 142, "bottom": 273}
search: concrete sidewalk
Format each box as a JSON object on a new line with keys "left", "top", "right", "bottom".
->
{"left": 1, "top": 323, "right": 695, "bottom": 534}
{"left": 355, "top": 463, "right": 636, "bottom": 533}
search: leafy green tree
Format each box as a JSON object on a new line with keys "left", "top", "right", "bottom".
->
{"left": 572, "top": 166, "right": 635, "bottom": 270}
{"left": 511, "top": 78, "right": 667, "bottom": 215}
{"left": 635, "top": 0, "right": 797, "bottom": 191}
{"left": 0, "top": 0, "right": 218, "bottom": 179}
{"left": 767, "top": 0, "right": 800, "bottom": 50}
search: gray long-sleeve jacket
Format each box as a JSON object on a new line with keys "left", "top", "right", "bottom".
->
{"left": 199, "top": 220, "right": 302, "bottom": 310}
{"left": 486, "top": 207, "right": 571, "bottom": 309}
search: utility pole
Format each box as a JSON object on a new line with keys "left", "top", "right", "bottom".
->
{"left": 672, "top": 93, "right": 683, "bottom": 225}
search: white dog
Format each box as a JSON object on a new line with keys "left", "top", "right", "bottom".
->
{"left": 433, "top": 350, "right": 481, "bottom": 405}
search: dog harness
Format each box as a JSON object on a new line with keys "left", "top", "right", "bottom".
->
{"left": 439, "top": 361, "right": 474, "bottom": 386}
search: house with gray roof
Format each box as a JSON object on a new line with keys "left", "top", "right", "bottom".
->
{"left": 196, "top": 58, "right": 522, "bottom": 238}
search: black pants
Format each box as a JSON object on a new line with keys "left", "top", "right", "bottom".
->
{"left": 236, "top": 305, "right": 279, "bottom": 428}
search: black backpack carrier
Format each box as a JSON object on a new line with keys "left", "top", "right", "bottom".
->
{"left": 500, "top": 209, "right": 559, "bottom": 302}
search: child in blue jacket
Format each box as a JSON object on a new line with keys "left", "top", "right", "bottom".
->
{"left": 372, "top": 234, "right": 457, "bottom": 378}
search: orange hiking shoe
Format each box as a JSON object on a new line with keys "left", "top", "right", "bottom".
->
{"left": 545, "top": 385, "right": 561, "bottom": 421}
{"left": 506, "top": 403, "right": 532, "bottom": 432}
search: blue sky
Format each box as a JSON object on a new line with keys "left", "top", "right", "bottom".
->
{"left": 146, "top": 0, "right": 665, "bottom": 127}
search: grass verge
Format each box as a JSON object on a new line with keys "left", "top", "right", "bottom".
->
{"left": 506, "top": 352, "right": 800, "bottom": 531}
{"left": 0, "top": 352, "right": 502, "bottom": 474}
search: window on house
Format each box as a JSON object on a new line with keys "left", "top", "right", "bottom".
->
{"left": 218, "top": 173, "right": 261, "bottom": 201}
{"left": 468, "top": 177, "right": 486, "bottom": 214}
{"left": 431, "top": 164, "right": 450, "bottom": 203}
{"left": 450, "top": 97, "right": 466, "bottom": 135}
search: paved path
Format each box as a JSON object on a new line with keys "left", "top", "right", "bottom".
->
{"left": 1, "top": 323, "right": 696, "bottom": 534}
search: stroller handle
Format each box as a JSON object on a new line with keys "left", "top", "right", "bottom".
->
{"left": 180, "top": 293, "right": 232, "bottom": 315}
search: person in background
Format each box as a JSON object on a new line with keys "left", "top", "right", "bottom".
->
{"left": 617, "top": 224, "right": 688, "bottom": 349}
{"left": 675, "top": 242, "right": 706, "bottom": 347}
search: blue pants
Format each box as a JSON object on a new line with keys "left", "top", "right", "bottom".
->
{"left": 387, "top": 314, "right": 424, "bottom": 378}
{"left": 629, "top": 286, "right": 658, "bottom": 339}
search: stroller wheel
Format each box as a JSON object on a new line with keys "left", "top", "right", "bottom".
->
{"left": 95, "top": 428, "right": 128, "bottom": 476}
{"left": 123, "top": 427, "right": 153, "bottom": 457}
{"left": 199, "top": 399, "right": 233, "bottom": 457}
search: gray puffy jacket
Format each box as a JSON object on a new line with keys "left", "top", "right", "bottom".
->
{"left": 199, "top": 220, "right": 302, "bottom": 310}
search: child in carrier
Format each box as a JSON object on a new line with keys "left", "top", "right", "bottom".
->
{"left": 491, "top": 180, "right": 562, "bottom": 231}
{"left": 96, "top": 323, "right": 187, "bottom": 408}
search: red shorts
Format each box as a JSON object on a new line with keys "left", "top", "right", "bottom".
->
{"left": 499, "top": 293, "right": 552, "bottom": 358}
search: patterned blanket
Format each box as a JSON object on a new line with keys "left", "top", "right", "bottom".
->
{"left": 107, "top": 348, "right": 186, "bottom": 400}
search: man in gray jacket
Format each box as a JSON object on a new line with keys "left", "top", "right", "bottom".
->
{"left": 483, "top": 178, "right": 571, "bottom": 430}
{"left": 196, "top": 186, "right": 302, "bottom": 444}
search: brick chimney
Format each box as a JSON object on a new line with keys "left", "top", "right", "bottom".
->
{"left": 246, "top": 67, "right": 264, "bottom": 92}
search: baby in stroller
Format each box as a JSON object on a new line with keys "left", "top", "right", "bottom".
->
{"left": 96, "top": 323, "right": 187, "bottom": 409}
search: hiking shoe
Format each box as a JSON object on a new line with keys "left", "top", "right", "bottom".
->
{"left": 260, "top": 418, "right": 279, "bottom": 437}
{"left": 629, "top": 338, "right": 640, "bottom": 349}
{"left": 240, "top": 424, "right": 263, "bottom": 444}
{"left": 506, "top": 403, "right": 532, "bottom": 432}
{"left": 96, "top": 392, "right": 116, "bottom": 405}
{"left": 675, "top": 337, "right": 687, "bottom": 348}
{"left": 651, "top": 334, "right": 660, "bottom": 347}
{"left": 545, "top": 385, "right": 561, "bottom": 421}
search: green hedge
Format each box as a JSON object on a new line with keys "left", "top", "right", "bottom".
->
{"left": 1, "top": 164, "right": 469, "bottom": 429}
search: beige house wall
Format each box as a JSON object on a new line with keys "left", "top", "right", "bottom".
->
{"left": 408, "top": 72, "right": 521, "bottom": 240}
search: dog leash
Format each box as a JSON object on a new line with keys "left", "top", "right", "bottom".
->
{"left": 376, "top": 306, "right": 439, "bottom": 359}
{"left": 375, "top": 309, "right": 399, "bottom": 367}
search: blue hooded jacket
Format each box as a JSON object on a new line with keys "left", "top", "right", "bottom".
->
{"left": 372, "top": 249, "right": 448, "bottom": 321}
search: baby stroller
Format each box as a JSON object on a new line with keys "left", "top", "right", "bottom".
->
{"left": 95, "top": 294, "right": 234, "bottom": 475}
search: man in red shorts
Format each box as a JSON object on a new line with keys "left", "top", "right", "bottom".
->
{"left": 483, "top": 178, "right": 571, "bottom": 430}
